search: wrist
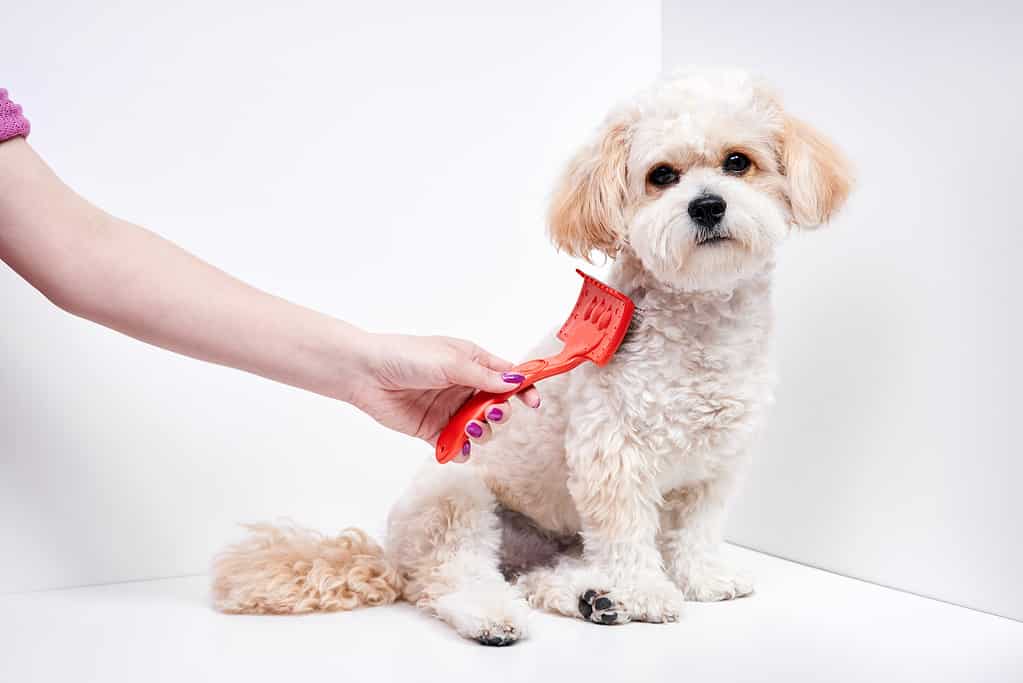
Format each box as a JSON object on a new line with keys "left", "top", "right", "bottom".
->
{"left": 323, "top": 321, "right": 379, "bottom": 406}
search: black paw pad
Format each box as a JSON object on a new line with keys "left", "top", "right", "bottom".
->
{"left": 578, "top": 596, "right": 593, "bottom": 619}
{"left": 475, "top": 625, "right": 519, "bottom": 647}
{"left": 578, "top": 589, "right": 627, "bottom": 625}
{"left": 477, "top": 634, "right": 516, "bottom": 647}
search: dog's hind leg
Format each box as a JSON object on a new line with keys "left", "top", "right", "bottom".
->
{"left": 387, "top": 465, "right": 528, "bottom": 646}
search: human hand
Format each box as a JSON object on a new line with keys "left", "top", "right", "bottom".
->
{"left": 350, "top": 333, "right": 541, "bottom": 461}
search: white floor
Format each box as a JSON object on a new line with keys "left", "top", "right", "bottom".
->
{"left": 1, "top": 546, "right": 1019, "bottom": 683}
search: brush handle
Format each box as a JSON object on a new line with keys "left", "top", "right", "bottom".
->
{"left": 434, "top": 352, "right": 586, "bottom": 464}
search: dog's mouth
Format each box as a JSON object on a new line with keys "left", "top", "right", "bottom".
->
{"left": 695, "top": 233, "right": 732, "bottom": 246}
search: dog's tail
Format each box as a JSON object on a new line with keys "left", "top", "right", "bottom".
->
{"left": 212, "top": 522, "right": 404, "bottom": 614}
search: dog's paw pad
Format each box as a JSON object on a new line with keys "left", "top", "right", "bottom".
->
{"left": 578, "top": 589, "right": 629, "bottom": 625}
{"left": 474, "top": 622, "right": 521, "bottom": 647}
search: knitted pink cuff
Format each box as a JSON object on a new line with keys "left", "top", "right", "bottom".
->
{"left": 0, "top": 89, "right": 31, "bottom": 141}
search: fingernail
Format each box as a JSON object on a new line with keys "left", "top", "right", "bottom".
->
{"left": 461, "top": 441, "right": 471, "bottom": 456}
{"left": 501, "top": 373, "right": 525, "bottom": 384}
{"left": 466, "top": 422, "right": 484, "bottom": 438}
{"left": 533, "top": 397, "right": 542, "bottom": 409}
{"left": 486, "top": 407, "right": 504, "bottom": 421}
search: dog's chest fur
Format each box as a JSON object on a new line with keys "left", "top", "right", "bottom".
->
{"left": 570, "top": 265, "right": 775, "bottom": 492}
{"left": 479, "top": 264, "right": 775, "bottom": 535}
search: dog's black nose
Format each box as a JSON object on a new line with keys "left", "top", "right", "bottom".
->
{"left": 688, "top": 194, "right": 726, "bottom": 228}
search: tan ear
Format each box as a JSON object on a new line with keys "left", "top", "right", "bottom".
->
{"left": 782, "top": 116, "right": 853, "bottom": 228}
{"left": 548, "top": 122, "right": 631, "bottom": 259}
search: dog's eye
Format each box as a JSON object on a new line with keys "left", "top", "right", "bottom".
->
{"left": 647, "top": 165, "right": 680, "bottom": 187}
{"left": 723, "top": 152, "right": 752, "bottom": 175}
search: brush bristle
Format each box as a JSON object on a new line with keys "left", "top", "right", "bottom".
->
{"left": 557, "top": 270, "right": 636, "bottom": 365}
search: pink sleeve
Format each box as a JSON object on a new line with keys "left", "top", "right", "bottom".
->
{"left": 0, "top": 89, "right": 31, "bottom": 142}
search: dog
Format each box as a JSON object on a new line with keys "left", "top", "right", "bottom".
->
{"left": 212, "top": 67, "right": 853, "bottom": 646}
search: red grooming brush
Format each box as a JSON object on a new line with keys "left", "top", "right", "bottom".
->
{"left": 435, "top": 269, "right": 635, "bottom": 464}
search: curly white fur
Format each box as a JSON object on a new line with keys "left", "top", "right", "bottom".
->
{"left": 212, "top": 67, "right": 852, "bottom": 645}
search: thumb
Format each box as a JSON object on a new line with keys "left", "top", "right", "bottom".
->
{"left": 446, "top": 359, "right": 524, "bottom": 394}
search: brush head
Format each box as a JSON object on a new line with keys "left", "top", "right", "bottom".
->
{"left": 556, "top": 269, "right": 636, "bottom": 366}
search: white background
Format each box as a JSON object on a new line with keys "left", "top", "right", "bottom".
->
{"left": 0, "top": 0, "right": 659, "bottom": 593}
{"left": 2, "top": 0, "right": 1019, "bottom": 627}
{"left": 663, "top": 1, "right": 1023, "bottom": 620}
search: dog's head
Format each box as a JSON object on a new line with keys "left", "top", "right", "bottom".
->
{"left": 549, "top": 68, "right": 853, "bottom": 291}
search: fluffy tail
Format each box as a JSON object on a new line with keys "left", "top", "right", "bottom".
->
{"left": 212, "top": 523, "right": 404, "bottom": 614}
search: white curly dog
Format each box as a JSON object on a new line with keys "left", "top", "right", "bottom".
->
{"left": 213, "top": 67, "right": 853, "bottom": 646}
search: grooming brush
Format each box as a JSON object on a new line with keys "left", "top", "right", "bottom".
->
{"left": 435, "top": 269, "right": 635, "bottom": 464}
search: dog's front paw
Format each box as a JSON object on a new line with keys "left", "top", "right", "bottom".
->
{"left": 579, "top": 576, "right": 685, "bottom": 624}
{"left": 578, "top": 589, "right": 630, "bottom": 625}
{"left": 674, "top": 562, "right": 754, "bottom": 602}
{"left": 619, "top": 575, "right": 686, "bottom": 623}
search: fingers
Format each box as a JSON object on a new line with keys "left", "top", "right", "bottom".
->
{"left": 441, "top": 339, "right": 545, "bottom": 465}
{"left": 464, "top": 417, "right": 492, "bottom": 445}
{"left": 455, "top": 400, "right": 510, "bottom": 463}
{"left": 446, "top": 359, "right": 525, "bottom": 394}
{"left": 448, "top": 354, "right": 546, "bottom": 402}
{"left": 446, "top": 339, "right": 524, "bottom": 393}
{"left": 451, "top": 440, "right": 471, "bottom": 464}
{"left": 471, "top": 346, "right": 515, "bottom": 373}
{"left": 445, "top": 340, "right": 544, "bottom": 407}
{"left": 450, "top": 364, "right": 542, "bottom": 412}
{"left": 454, "top": 419, "right": 490, "bottom": 464}
{"left": 517, "top": 386, "right": 541, "bottom": 409}
{"left": 483, "top": 402, "right": 510, "bottom": 425}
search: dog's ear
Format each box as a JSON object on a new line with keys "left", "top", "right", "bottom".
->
{"left": 782, "top": 116, "right": 853, "bottom": 228}
{"left": 548, "top": 120, "right": 631, "bottom": 260}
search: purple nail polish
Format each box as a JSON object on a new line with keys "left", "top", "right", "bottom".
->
{"left": 461, "top": 441, "right": 471, "bottom": 456}
{"left": 502, "top": 373, "right": 525, "bottom": 384}
{"left": 487, "top": 407, "right": 504, "bottom": 421}
{"left": 534, "top": 397, "right": 542, "bottom": 409}
{"left": 466, "top": 422, "right": 484, "bottom": 438}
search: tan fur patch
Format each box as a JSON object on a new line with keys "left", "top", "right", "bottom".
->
{"left": 211, "top": 523, "right": 403, "bottom": 614}
{"left": 782, "top": 116, "right": 854, "bottom": 227}
{"left": 548, "top": 123, "right": 631, "bottom": 259}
